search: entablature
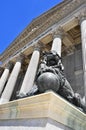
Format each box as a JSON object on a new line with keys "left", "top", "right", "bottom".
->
{"left": 0, "top": 0, "right": 86, "bottom": 66}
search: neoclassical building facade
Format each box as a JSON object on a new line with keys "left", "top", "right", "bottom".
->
{"left": 0, "top": 1, "right": 86, "bottom": 129}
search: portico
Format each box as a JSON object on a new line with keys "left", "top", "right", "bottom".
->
{"left": 0, "top": 0, "right": 85, "bottom": 104}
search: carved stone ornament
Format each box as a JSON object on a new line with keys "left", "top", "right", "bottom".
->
{"left": 5, "top": 61, "right": 14, "bottom": 70}
{"left": 52, "top": 27, "right": 66, "bottom": 40}
{"left": 16, "top": 53, "right": 25, "bottom": 63}
{"left": 77, "top": 8, "right": 86, "bottom": 24}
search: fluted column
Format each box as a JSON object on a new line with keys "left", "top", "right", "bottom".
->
{"left": 51, "top": 31, "right": 62, "bottom": 56}
{"left": 0, "top": 62, "right": 13, "bottom": 95}
{"left": 19, "top": 48, "right": 40, "bottom": 97}
{"left": 80, "top": 16, "right": 86, "bottom": 102}
{"left": 0, "top": 54, "right": 24, "bottom": 104}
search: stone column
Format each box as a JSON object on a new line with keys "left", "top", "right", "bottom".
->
{"left": 19, "top": 48, "right": 40, "bottom": 97}
{"left": 0, "top": 62, "right": 13, "bottom": 95}
{"left": 0, "top": 67, "right": 4, "bottom": 78}
{"left": 0, "top": 55, "right": 24, "bottom": 104}
{"left": 51, "top": 33, "right": 62, "bottom": 56}
{"left": 80, "top": 16, "right": 86, "bottom": 102}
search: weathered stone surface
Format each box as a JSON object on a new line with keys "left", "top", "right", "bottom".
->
{"left": 0, "top": 118, "right": 73, "bottom": 130}
{"left": 0, "top": 92, "right": 85, "bottom": 130}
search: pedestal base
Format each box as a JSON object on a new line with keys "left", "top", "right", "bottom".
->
{"left": 0, "top": 91, "right": 86, "bottom": 130}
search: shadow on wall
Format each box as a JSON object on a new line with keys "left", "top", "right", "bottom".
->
{"left": 0, "top": 118, "right": 71, "bottom": 130}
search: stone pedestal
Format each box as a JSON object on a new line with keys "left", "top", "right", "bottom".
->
{"left": 0, "top": 91, "right": 85, "bottom": 130}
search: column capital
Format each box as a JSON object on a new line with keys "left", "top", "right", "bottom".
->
{"left": 33, "top": 42, "right": 44, "bottom": 52}
{"left": 0, "top": 66, "right": 4, "bottom": 71}
{"left": 0, "top": 67, "right": 4, "bottom": 75}
{"left": 16, "top": 53, "right": 25, "bottom": 63}
{"left": 52, "top": 27, "right": 65, "bottom": 39}
{"left": 77, "top": 9, "right": 86, "bottom": 24}
{"left": 5, "top": 61, "right": 14, "bottom": 70}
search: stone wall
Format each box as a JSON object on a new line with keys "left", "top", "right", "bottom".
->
{"left": 62, "top": 48, "right": 84, "bottom": 97}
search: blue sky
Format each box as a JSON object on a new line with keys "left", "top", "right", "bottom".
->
{"left": 0, "top": 0, "right": 62, "bottom": 54}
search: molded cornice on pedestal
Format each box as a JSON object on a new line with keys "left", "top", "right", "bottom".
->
{"left": 0, "top": 91, "right": 85, "bottom": 130}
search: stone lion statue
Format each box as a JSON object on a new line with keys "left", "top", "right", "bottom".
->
{"left": 17, "top": 50, "right": 86, "bottom": 113}
{"left": 35, "top": 50, "right": 86, "bottom": 113}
